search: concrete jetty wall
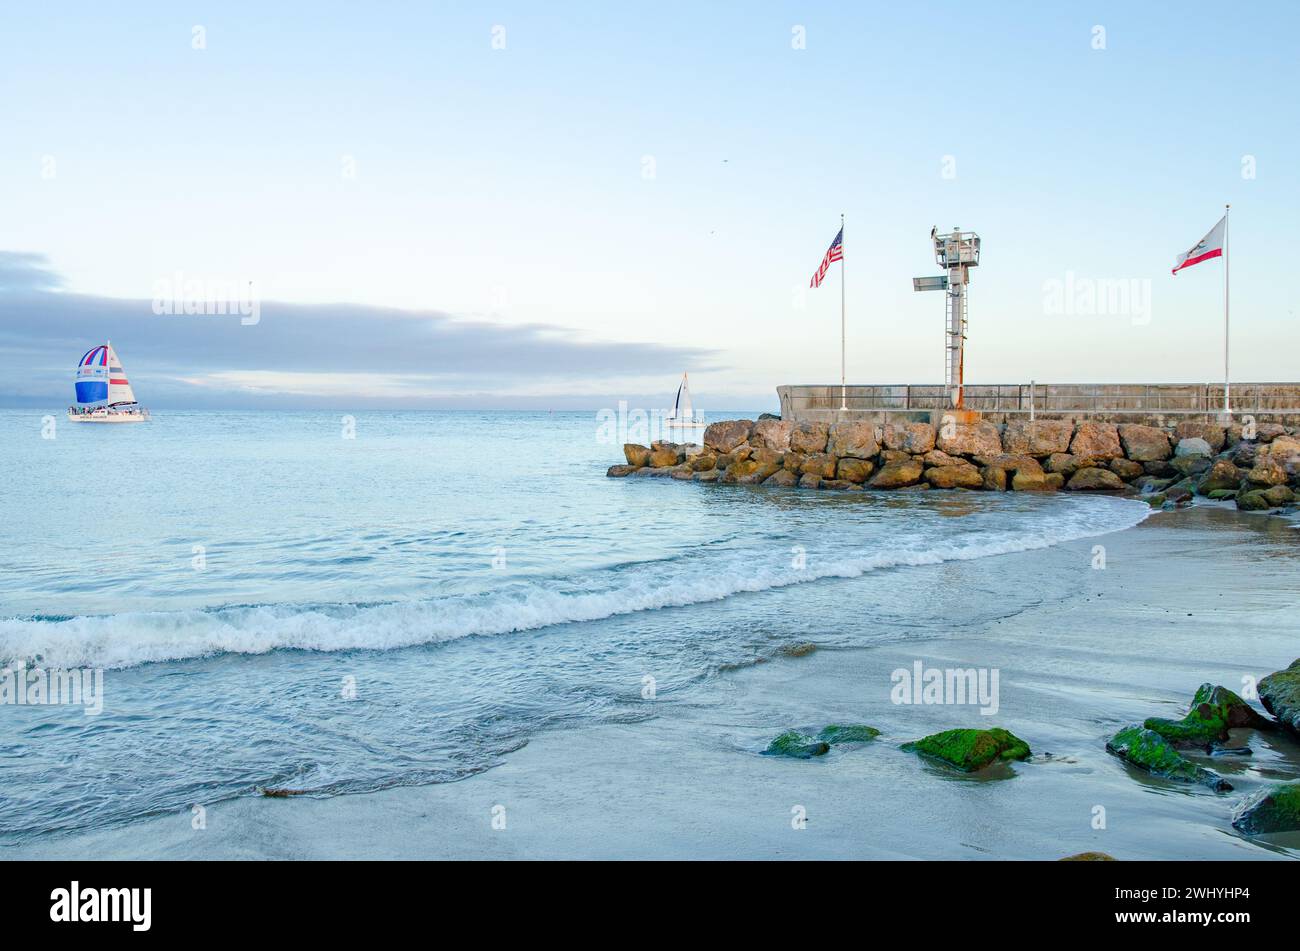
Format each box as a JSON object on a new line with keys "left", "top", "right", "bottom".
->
{"left": 778, "top": 383, "right": 1300, "bottom": 426}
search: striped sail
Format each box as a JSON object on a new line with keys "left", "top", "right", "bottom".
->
{"left": 75, "top": 345, "right": 110, "bottom": 404}
{"left": 74, "top": 342, "right": 137, "bottom": 405}
{"left": 105, "top": 343, "right": 137, "bottom": 405}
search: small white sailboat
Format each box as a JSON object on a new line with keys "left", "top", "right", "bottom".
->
{"left": 66, "top": 341, "right": 151, "bottom": 423}
{"left": 664, "top": 372, "right": 705, "bottom": 429}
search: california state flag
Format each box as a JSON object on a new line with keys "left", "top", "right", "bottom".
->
{"left": 1172, "top": 215, "right": 1226, "bottom": 275}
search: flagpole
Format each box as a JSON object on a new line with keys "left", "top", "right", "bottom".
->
{"left": 1223, "top": 203, "right": 1230, "bottom": 415}
{"left": 840, "top": 212, "right": 847, "bottom": 412}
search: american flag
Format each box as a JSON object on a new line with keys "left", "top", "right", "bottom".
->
{"left": 809, "top": 227, "right": 843, "bottom": 288}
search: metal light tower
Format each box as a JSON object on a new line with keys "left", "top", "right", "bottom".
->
{"left": 914, "top": 226, "right": 980, "bottom": 409}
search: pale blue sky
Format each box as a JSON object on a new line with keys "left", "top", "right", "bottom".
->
{"left": 2, "top": 2, "right": 1297, "bottom": 408}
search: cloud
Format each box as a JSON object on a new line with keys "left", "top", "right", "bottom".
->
{"left": 0, "top": 251, "right": 720, "bottom": 409}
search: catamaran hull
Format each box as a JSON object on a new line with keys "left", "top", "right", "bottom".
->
{"left": 66, "top": 413, "right": 148, "bottom": 423}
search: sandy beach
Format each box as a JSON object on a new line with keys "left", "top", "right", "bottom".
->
{"left": 10, "top": 504, "right": 1298, "bottom": 862}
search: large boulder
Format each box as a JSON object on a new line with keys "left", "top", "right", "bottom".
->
{"left": 1245, "top": 456, "right": 1289, "bottom": 486}
{"left": 721, "top": 448, "right": 782, "bottom": 484}
{"left": 1174, "top": 421, "right": 1226, "bottom": 453}
{"left": 797, "top": 473, "right": 822, "bottom": 490}
{"left": 827, "top": 420, "right": 880, "bottom": 459}
{"left": 1045, "top": 453, "right": 1079, "bottom": 477}
{"left": 936, "top": 420, "right": 1002, "bottom": 457}
{"left": 974, "top": 453, "right": 1043, "bottom": 475}
{"left": 1066, "top": 467, "right": 1126, "bottom": 491}
{"left": 1069, "top": 422, "right": 1123, "bottom": 460}
{"left": 800, "top": 452, "right": 838, "bottom": 479}
{"left": 788, "top": 421, "right": 830, "bottom": 454}
{"left": 606, "top": 464, "right": 638, "bottom": 477}
{"left": 1262, "top": 435, "right": 1300, "bottom": 460}
{"left": 687, "top": 450, "right": 717, "bottom": 471}
{"left": 1105, "top": 725, "right": 1231, "bottom": 791}
{"left": 1002, "top": 419, "right": 1074, "bottom": 456}
{"left": 922, "top": 449, "right": 963, "bottom": 468}
{"left": 981, "top": 465, "right": 1008, "bottom": 491}
{"left": 1257, "top": 423, "right": 1288, "bottom": 442}
{"left": 836, "top": 457, "right": 875, "bottom": 484}
{"left": 1012, "top": 470, "right": 1054, "bottom": 491}
{"left": 883, "top": 422, "right": 936, "bottom": 454}
{"left": 649, "top": 445, "right": 683, "bottom": 467}
{"left": 1118, "top": 424, "right": 1172, "bottom": 462}
{"left": 763, "top": 468, "right": 798, "bottom": 488}
{"left": 1262, "top": 485, "right": 1296, "bottom": 507}
{"left": 703, "top": 419, "right": 753, "bottom": 453}
{"left": 749, "top": 418, "right": 793, "bottom": 452}
{"left": 1197, "top": 459, "right": 1241, "bottom": 494}
{"left": 1235, "top": 489, "right": 1272, "bottom": 511}
{"left": 1259, "top": 659, "right": 1300, "bottom": 735}
{"left": 1143, "top": 683, "right": 1272, "bottom": 747}
{"left": 1108, "top": 458, "right": 1145, "bottom": 481}
{"left": 925, "top": 463, "right": 984, "bottom": 489}
{"left": 1231, "top": 784, "right": 1300, "bottom": 835}
{"left": 693, "top": 469, "right": 721, "bottom": 483}
{"left": 1170, "top": 455, "right": 1212, "bottom": 478}
{"left": 901, "top": 728, "right": 1031, "bottom": 772}
{"left": 1174, "top": 437, "right": 1212, "bottom": 457}
{"left": 623, "top": 443, "right": 651, "bottom": 467}
{"left": 868, "top": 459, "right": 924, "bottom": 489}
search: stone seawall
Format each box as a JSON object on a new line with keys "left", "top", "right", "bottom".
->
{"left": 608, "top": 417, "right": 1300, "bottom": 513}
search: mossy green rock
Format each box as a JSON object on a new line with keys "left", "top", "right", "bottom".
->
{"left": 762, "top": 730, "right": 829, "bottom": 759}
{"left": 1259, "top": 658, "right": 1300, "bottom": 735}
{"left": 1231, "top": 783, "right": 1300, "bottom": 835}
{"left": 1106, "top": 725, "right": 1232, "bottom": 791}
{"left": 1143, "top": 683, "right": 1271, "bottom": 747}
{"left": 901, "top": 728, "right": 1031, "bottom": 772}
{"left": 817, "top": 724, "right": 881, "bottom": 745}
{"left": 1236, "top": 489, "right": 1272, "bottom": 511}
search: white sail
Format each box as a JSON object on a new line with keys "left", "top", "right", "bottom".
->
{"left": 105, "top": 342, "right": 137, "bottom": 406}
{"left": 676, "top": 374, "right": 694, "bottom": 420}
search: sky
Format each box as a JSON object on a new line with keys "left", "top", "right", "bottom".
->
{"left": 2, "top": 1, "right": 1298, "bottom": 410}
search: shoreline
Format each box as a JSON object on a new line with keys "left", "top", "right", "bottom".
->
{"left": 7, "top": 503, "right": 1299, "bottom": 860}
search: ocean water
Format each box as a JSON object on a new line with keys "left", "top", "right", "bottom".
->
{"left": 0, "top": 410, "right": 1151, "bottom": 844}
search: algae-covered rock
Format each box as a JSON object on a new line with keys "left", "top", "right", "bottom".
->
{"left": 1197, "top": 459, "right": 1241, "bottom": 494}
{"left": 1206, "top": 489, "right": 1239, "bottom": 501}
{"left": 1236, "top": 489, "right": 1272, "bottom": 511}
{"left": 901, "top": 728, "right": 1031, "bottom": 772}
{"left": 817, "top": 724, "right": 881, "bottom": 745}
{"left": 1058, "top": 852, "right": 1117, "bottom": 862}
{"left": 1231, "top": 783, "right": 1300, "bottom": 835}
{"left": 762, "top": 730, "right": 829, "bottom": 759}
{"left": 1105, "top": 725, "right": 1232, "bottom": 791}
{"left": 1143, "top": 683, "right": 1271, "bottom": 747}
{"left": 1259, "top": 658, "right": 1300, "bottom": 735}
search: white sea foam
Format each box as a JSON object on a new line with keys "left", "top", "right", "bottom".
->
{"left": 0, "top": 499, "right": 1149, "bottom": 670}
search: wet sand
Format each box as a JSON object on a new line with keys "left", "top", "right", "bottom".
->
{"left": 10, "top": 505, "right": 1300, "bottom": 860}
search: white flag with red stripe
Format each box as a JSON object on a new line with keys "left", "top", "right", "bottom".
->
{"left": 1172, "top": 215, "right": 1226, "bottom": 276}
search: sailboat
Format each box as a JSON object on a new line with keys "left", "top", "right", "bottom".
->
{"left": 664, "top": 372, "right": 705, "bottom": 430}
{"left": 66, "top": 341, "right": 151, "bottom": 423}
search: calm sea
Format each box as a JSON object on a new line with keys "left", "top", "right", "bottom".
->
{"left": 0, "top": 409, "right": 1149, "bottom": 843}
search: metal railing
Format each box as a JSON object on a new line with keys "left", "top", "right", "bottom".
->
{"left": 778, "top": 383, "right": 1300, "bottom": 415}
